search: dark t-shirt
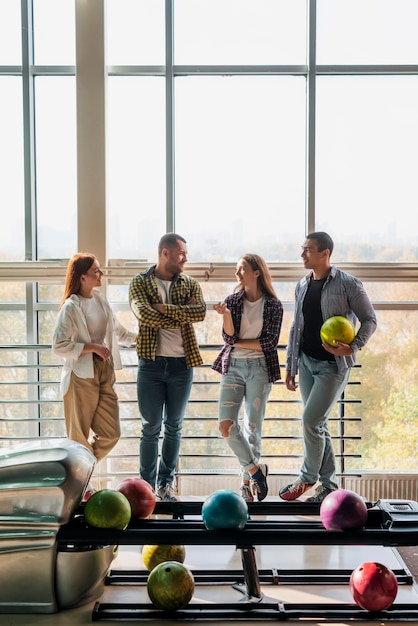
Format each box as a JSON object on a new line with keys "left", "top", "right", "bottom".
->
{"left": 302, "top": 277, "right": 335, "bottom": 361}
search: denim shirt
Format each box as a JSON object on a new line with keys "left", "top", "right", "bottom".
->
{"left": 286, "top": 266, "right": 377, "bottom": 376}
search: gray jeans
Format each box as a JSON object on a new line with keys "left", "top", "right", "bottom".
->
{"left": 298, "top": 351, "right": 350, "bottom": 490}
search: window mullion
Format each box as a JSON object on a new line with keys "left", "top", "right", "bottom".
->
{"left": 306, "top": 0, "right": 316, "bottom": 235}
{"left": 165, "top": 0, "right": 175, "bottom": 232}
{"left": 21, "top": 0, "right": 37, "bottom": 261}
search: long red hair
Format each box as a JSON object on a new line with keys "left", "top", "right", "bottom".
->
{"left": 59, "top": 253, "right": 97, "bottom": 309}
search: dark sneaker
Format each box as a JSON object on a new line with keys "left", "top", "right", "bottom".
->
{"left": 279, "top": 479, "right": 315, "bottom": 501}
{"left": 251, "top": 464, "right": 268, "bottom": 502}
{"left": 239, "top": 483, "right": 254, "bottom": 503}
{"left": 305, "top": 485, "right": 335, "bottom": 504}
{"left": 156, "top": 484, "right": 179, "bottom": 502}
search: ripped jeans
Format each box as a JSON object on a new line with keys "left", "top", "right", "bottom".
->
{"left": 218, "top": 357, "right": 272, "bottom": 481}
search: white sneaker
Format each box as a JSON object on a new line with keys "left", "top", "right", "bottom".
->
{"left": 239, "top": 483, "right": 254, "bottom": 503}
{"left": 305, "top": 485, "right": 335, "bottom": 503}
{"left": 156, "top": 484, "right": 179, "bottom": 502}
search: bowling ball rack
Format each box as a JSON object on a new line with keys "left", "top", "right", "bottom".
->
{"left": 56, "top": 499, "right": 418, "bottom": 621}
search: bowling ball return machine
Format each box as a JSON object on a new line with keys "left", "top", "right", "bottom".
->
{"left": 1, "top": 440, "right": 418, "bottom": 621}
{"left": 58, "top": 498, "right": 418, "bottom": 622}
{"left": 0, "top": 439, "right": 115, "bottom": 614}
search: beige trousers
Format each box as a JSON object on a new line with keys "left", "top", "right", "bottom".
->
{"left": 63, "top": 355, "right": 120, "bottom": 462}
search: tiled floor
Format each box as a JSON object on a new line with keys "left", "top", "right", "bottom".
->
{"left": 2, "top": 505, "right": 418, "bottom": 626}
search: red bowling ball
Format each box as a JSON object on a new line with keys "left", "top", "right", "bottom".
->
{"left": 349, "top": 561, "right": 398, "bottom": 611}
{"left": 320, "top": 488, "right": 368, "bottom": 531}
{"left": 116, "top": 477, "right": 156, "bottom": 520}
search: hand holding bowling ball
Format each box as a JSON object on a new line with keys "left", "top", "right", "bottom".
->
{"left": 320, "top": 315, "right": 355, "bottom": 347}
{"left": 350, "top": 561, "right": 398, "bottom": 611}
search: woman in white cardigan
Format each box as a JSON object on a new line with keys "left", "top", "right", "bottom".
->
{"left": 53, "top": 253, "right": 136, "bottom": 462}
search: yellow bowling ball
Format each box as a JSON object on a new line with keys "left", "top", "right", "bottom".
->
{"left": 320, "top": 315, "right": 355, "bottom": 347}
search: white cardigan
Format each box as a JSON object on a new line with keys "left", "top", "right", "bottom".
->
{"left": 52, "top": 290, "right": 137, "bottom": 397}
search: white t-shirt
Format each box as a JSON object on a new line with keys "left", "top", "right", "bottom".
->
{"left": 78, "top": 295, "right": 107, "bottom": 344}
{"left": 233, "top": 296, "right": 265, "bottom": 359}
{"left": 155, "top": 278, "right": 185, "bottom": 357}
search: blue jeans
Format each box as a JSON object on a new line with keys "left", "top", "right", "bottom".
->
{"left": 298, "top": 352, "right": 351, "bottom": 490}
{"left": 218, "top": 357, "right": 272, "bottom": 481}
{"left": 137, "top": 356, "right": 193, "bottom": 490}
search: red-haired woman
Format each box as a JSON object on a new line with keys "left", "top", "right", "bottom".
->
{"left": 53, "top": 253, "right": 136, "bottom": 463}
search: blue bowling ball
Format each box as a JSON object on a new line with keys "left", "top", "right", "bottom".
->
{"left": 202, "top": 489, "right": 248, "bottom": 530}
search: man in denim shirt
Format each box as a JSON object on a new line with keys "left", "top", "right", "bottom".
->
{"left": 279, "top": 232, "right": 377, "bottom": 503}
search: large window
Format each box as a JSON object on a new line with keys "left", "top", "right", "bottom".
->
{"left": 1, "top": 0, "right": 417, "bottom": 476}
{"left": 0, "top": 77, "right": 25, "bottom": 260}
{"left": 35, "top": 77, "right": 77, "bottom": 259}
{"left": 107, "top": 77, "right": 166, "bottom": 261}
{"left": 317, "top": 0, "right": 418, "bottom": 65}
{"left": 174, "top": 75, "right": 306, "bottom": 261}
{"left": 316, "top": 76, "right": 418, "bottom": 263}
{"left": 173, "top": 0, "right": 307, "bottom": 65}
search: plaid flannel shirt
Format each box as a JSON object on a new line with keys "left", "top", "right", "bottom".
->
{"left": 211, "top": 290, "right": 283, "bottom": 382}
{"left": 129, "top": 266, "right": 206, "bottom": 368}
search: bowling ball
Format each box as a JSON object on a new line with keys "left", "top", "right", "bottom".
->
{"left": 84, "top": 489, "right": 131, "bottom": 530}
{"left": 116, "top": 477, "right": 156, "bottom": 519}
{"left": 320, "top": 488, "right": 368, "bottom": 531}
{"left": 349, "top": 561, "right": 398, "bottom": 611}
{"left": 147, "top": 561, "right": 195, "bottom": 611}
{"left": 201, "top": 489, "right": 248, "bottom": 530}
{"left": 320, "top": 315, "right": 356, "bottom": 347}
{"left": 142, "top": 544, "right": 186, "bottom": 571}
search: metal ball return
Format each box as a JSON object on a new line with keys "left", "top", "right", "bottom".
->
{"left": 0, "top": 439, "right": 114, "bottom": 614}
{"left": 68, "top": 499, "right": 418, "bottom": 622}
{"left": 1, "top": 440, "right": 418, "bottom": 621}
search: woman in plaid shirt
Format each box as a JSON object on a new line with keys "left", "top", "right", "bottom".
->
{"left": 212, "top": 254, "right": 283, "bottom": 502}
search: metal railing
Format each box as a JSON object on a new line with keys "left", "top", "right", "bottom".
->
{"left": 0, "top": 344, "right": 361, "bottom": 488}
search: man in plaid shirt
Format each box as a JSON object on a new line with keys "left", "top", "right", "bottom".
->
{"left": 129, "top": 233, "right": 206, "bottom": 501}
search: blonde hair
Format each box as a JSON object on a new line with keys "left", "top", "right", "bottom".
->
{"left": 235, "top": 254, "right": 277, "bottom": 298}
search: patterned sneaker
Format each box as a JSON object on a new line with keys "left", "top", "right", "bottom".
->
{"left": 279, "top": 479, "right": 315, "bottom": 501}
{"left": 305, "top": 485, "right": 335, "bottom": 504}
{"left": 239, "top": 483, "right": 254, "bottom": 503}
{"left": 251, "top": 464, "right": 268, "bottom": 502}
{"left": 156, "top": 484, "right": 179, "bottom": 503}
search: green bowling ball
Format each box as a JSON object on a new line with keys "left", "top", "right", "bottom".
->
{"left": 320, "top": 315, "right": 355, "bottom": 347}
